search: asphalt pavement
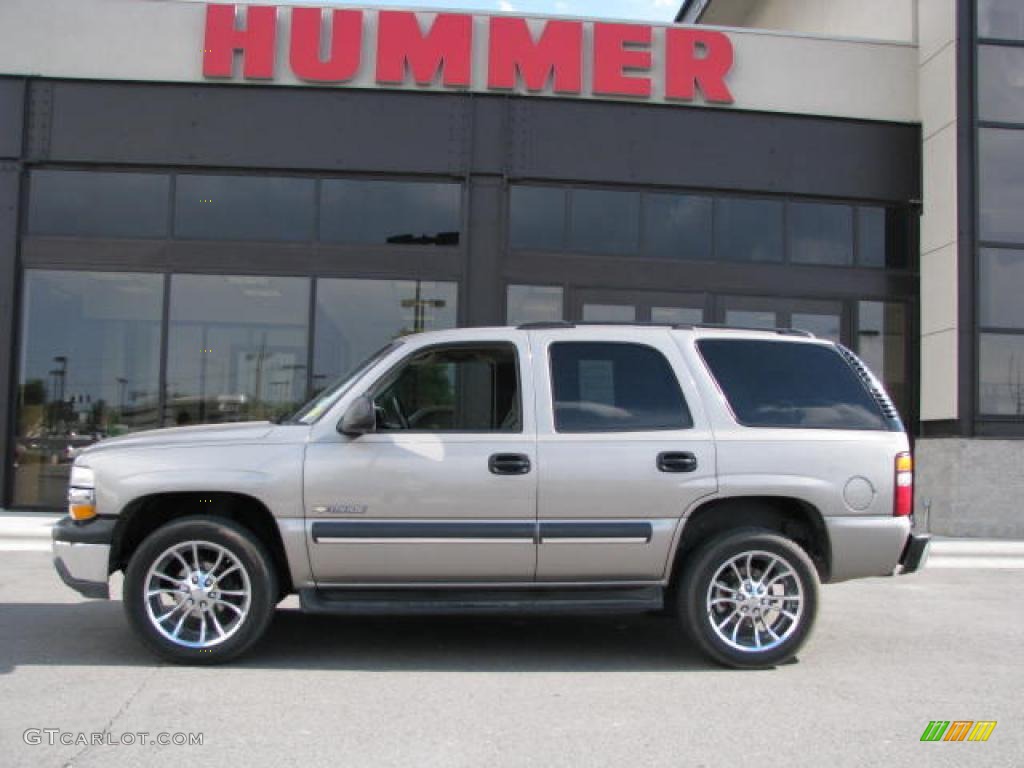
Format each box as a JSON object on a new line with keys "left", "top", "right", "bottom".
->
{"left": 0, "top": 531, "right": 1020, "bottom": 767}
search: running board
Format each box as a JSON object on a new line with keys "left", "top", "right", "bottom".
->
{"left": 299, "top": 586, "right": 664, "bottom": 616}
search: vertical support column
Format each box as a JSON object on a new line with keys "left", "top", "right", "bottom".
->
{"left": 463, "top": 176, "right": 506, "bottom": 327}
{"left": 0, "top": 164, "right": 20, "bottom": 509}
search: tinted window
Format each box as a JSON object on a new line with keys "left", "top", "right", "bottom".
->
{"left": 714, "top": 198, "right": 784, "bottom": 262}
{"left": 787, "top": 202, "right": 853, "bottom": 266}
{"left": 979, "top": 45, "right": 1024, "bottom": 122}
{"left": 979, "top": 128, "right": 1024, "bottom": 242}
{"left": 174, "top": 175, "right": 315, "bottom": 241}
{"left": 569, "top": 189, "right": 639, "bottom": 255}
{"left": 510, "top": 186, "right": 566, "bottom": 250}
{"left": 698, "top": 339, "right": 886, "bottom": 430}
{"left": 550, "top": 342, "right": 691, "bottom": 432}
{"left": 980, "top": 248, "right": 1024, "bottom": 328}
{"left": 320, "top": 180, "right": 461, "bottom": 245}
{"left": 979, "top": 0, "right": 1024, "bottom": 40}
{"left": 642, "top": 194, "right": 712, "bottom": 260}
{"left": 979, "top": 333, "right": 1024, "bottom": 415}
{"left": 375, "top": 345, "right": 520, "bottom": 432}
{"left": 857, "top": 207, "right": 888, "bottom": 267}
{"left": 29, "top": 171, "right": 169, "bottom": 238}
{"left": 506, "top": 285, "right": 563, "bottom": 325}
{"left": 857, "top": 301, "right": 908, "bottom": 421}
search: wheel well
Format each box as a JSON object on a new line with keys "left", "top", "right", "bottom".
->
{"left": 669, "top": 497, "right": 831, "bottom": 587}
{"left": 109, "top": 492, "right": 293, "bottom": 596}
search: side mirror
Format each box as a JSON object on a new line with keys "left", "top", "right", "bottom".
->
{"left": 338, "top": 394, "right": 376, "bottom": 436}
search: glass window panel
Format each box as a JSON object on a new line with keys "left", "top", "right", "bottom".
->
{"left": 979, "top": 45, "right": 1024, "bottom": 122}
{"left": 165, "top": 275, "right": 310, "bottom": 426}
{"left": 787, "top": 202, "right": 853, "bottom": 266}
{"left": 714, "top": 198, "right": 784, "bottom": 262}
{"left": 174, "top": 175, "right": 315, "bottom": 241}
{"left": 792, "top": 313, "right": 841, "bottom": 342}
{"left": 14, "top": 271, "right": 163, "bottom": 508}
{"left": 582, "top": 304, "right": 636, "bottom": 323}
{"left": 979, "top": 0, "right": 1024, "bottom": 40}
{"left": 568, "top": 189, "right": 640, "bottom": 255}
{"left": 374, "top": 344, "right": 520, "bottom": 432}
{"left": 550, "top": 342, "right": 692, "bottom": 432}
{"left": 506, "top": 285, "right": 563, "bottom": 325}
{"left": 642, "top": 194, "right": 712, "bottom": 260}
{"left": 314, "top": 279, "right": 457, "bottom": 388}
{"left": 725, "top": 310, "right": 778, "bottom": 329}
{"left": 857, "top": 207, "right": 888, "bottom": 267}
{"left": 652, "top": 306, "right": 704, "bottom": 325}
{"left": 980, "top": 248, "right": 1024, "bottom": 328}
{"left": 697, "top": 339, "right": 887, "bottom": 430}
{"left": 979, "top": 333, "right": 1024, "bottom": 415}
{"left": 28, "top": 171, "right": 169, "bottom": 238}
{"left": 979, "top": 128, "right": 1024, "bottom": 243}
{"left": 857, "top": 301, "right": 908, "bottom": 421}
{"left": 320, "top": 180, "right": 461, "bottom": 245}
{"left": 510, "top": 186, "right": 566, "bottom": 250}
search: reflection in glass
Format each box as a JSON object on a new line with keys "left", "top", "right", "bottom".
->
{"left": 714, "top": 198, "right": 784, "bottom": 262}
{"left": 642, "top": 194, "right": 713, "bottom": 260}
{"left": 569, "top": 189, "right": 639, "bottom": 255}
{"left": 320, "top": 180, "right": 461, "bottom": 245}
{"left": 313, "top": 279, "right": 457, "bottom": 387}
{"left": 506, "top": 285, "right": 564, "bottom": 325}
{"left": 14, "top": 271, "right": 163, "bottom": 507}
{"left": 857, "top": 207, "right": 888, "bottom": 267}
{"left": 979, "top": 128, "right": 1024, "bottom": 242}
{"left": 725, "top": 310, "right": 777, "bottom": 329}
{"left": 510, "top": 186, "right": 566, "bottom": 250}
{"left": 980, "top": 248, "right": 1024, "bottom": 328}
{"left": 979, "top": 333, "right": 1024, "bottom": 415}
{"left": 651, "top": 306, "right": 704, "bottom": 325}
{"left": 787, "top": 202, "right": 853, "bottom": 266}
{"left": 857, "top": 301, "right": 907, "bottom": 420}
{"left": 165, "top": 275, "right": 310, "bottom": 426}
{"left": 29, "top": 171, "right": 170, "bottom": 238}
{"left": 979, "top": 0, "right": 1024, "bottom": 40}
{"left": 979, "top": 45, "right": 1024, "bottom": 123}
{"left": 792, "top": 313, "right": 841, "bottom": 342}
{"left": 175, "top": 175, "right": 316, "bottom": 241}
{"left": 582, "top": 304, "right": 636, "bottom": 322}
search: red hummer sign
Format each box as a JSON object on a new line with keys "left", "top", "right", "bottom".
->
{"left": 202, "top": 4, "right": 734, "bottom": 104}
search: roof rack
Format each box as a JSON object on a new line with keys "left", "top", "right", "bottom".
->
{"left": 516, "top": 320, "right": 815, "bottom": 338}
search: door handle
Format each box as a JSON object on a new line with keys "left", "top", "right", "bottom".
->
{"left": 657, "top": 451, "right": 698, "bottom": 473}
{"left": 489, "top": 453, "right": 531, "bottom": 475}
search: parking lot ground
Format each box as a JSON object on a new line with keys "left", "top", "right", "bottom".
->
{"left": 0, "top": 549, "right": 1021, "bottom": 768}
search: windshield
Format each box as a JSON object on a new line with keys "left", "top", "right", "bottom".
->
{"left": 284, "top": 341, "right": 403, "bottom": 425}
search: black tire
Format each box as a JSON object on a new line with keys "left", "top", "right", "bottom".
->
{"left": 123, "top": 516, "right": 277, "bottom": 664}
{"left": 678, "top": 528, "right": 819, "bottom": 669}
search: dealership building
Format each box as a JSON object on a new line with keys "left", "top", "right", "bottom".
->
{"left": 0, "top": 0, "right": 1020, "bottom": 536}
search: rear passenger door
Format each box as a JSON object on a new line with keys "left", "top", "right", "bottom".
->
{"left": 529, "top": 329, "right": 717, "bottom": 582}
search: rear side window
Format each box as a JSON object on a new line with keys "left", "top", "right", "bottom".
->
{"left": 697, "top": 339, "right": 886, "bottom": 430}
{"left": 550, "top": 342, "right": 692, "bottom": 432}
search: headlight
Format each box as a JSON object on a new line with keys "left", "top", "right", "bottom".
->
{"left": 68, "top": 466, "right": 96, "bottom": 521}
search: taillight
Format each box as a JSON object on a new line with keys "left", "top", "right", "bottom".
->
{"left": 894, "top": 452, "right": 913, "bottom": 517}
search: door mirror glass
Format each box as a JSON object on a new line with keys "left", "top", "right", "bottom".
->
{"left": 338, "top": 394, "right": 376, "bottom": 436}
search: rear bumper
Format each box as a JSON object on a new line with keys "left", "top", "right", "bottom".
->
{"left": 51, "top": 516, "right": 115, "bottom": 599}
{"left": 825, "top": 516, "right": 912, "bottom": 582}
{"left": 897, "top": 533, "right": 931, "bottom": 575}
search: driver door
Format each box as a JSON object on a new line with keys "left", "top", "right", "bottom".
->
{"left": 303, "top": 334, "right": 538, "bottom": 584}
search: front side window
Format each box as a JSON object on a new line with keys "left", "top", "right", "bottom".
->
{"left": 374, "top": 344, "right": 521, "bottom": 432}
{"left": 549, "top": 342, "right": 692, "bottom": 432}
{"left": 697, "top": 339, "right": 887, "bottom": 430}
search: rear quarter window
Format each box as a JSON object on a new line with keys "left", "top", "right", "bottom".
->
{"left": 697, "top": 339, "right": 887, "bottom": 430}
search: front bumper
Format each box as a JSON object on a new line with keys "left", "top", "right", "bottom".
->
{"left": 51, "top": 516, "right": 116, "bottom": 599}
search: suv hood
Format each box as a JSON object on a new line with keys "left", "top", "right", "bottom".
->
{"left": 81, "top": 421, "right": 278, "bottom": 455}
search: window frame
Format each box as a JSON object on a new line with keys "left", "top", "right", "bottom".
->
{"left": 366, "top": 341, "right": 525, "bottom": 435}
{"left": 547, "top": 340, "right": 694, "bottom": 434}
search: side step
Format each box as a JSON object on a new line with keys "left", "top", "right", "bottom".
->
{"left": 299, "top": 586, "right": 664, "bottom": 616}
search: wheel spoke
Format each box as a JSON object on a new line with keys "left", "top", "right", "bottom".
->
{"left": 147, "top": 588, "right": 180, "bottom": 598}
{"left": 729, "top": 561, "right": 743, "bottom": 585}
{"left": 731, "top": 614, "right": 745, "bottom": 644}
{"left": 710, "top": 597, "right": 737, "bottom": 606}
{"left": 214, "top": 564, "right": 241, "bottom": 584}
{"left": 716, "top": 609, "right": 739, "bottom": 630}
{"left": 745, "top": 553, "right": 754, "bottom": 581}
{"left": 199, "top": 613, "right": 207, "bottom": 645}
{"left": 152, "top": 571, "right": 181, "bottom": 587}
{"left": 171, "top": 609, "right": 190, "bottom": 639}
{"left": 759, "top": 557, "right": 778, "bottom": 586}
{"left": 210, "top": 610, "right": 227, "bottom": 639}
{"left": 214, "top": 598, "right": 243, "bottom": 616}
{"left": 215, "top": 589, "right": 247, "bottom": 597}
{"left": 191, "top": 542, "right": 201, "bottom": 571}
{"left": 170, "top": 550, "right": 191, "bottom": 574}
{"left": 209, "top": 549, "right": 225, "bottom": 578}
{"left": 155, "top": 600, "right": 188, "bottom": 623}
{"left": 753, "top": 620, "right": 762, "bottom": 648}
{"left": 713, "top": 581, "right": 738, "bottom": 594}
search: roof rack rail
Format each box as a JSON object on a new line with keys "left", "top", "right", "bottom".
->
{"left": 514, "top": 320, "right": 815, "bottom": 338}
{"left": 515, "top": 321, "right": 576, "bottom": 330}
{"left": 689, "top": 323, "right": 815, "bottom": 338}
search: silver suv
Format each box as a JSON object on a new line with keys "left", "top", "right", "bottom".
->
{"left": 52, "top": 324, "right": 929, "bottom": 668}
